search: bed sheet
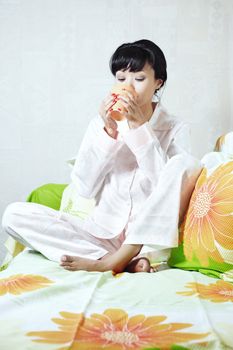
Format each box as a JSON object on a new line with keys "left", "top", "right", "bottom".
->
{"left": 0, "top": 249, "right": 233, "bottom": 350}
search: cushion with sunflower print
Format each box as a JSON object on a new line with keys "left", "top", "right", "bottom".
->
{"left": 168, "top": 157, "right": 233, "bottom": 279}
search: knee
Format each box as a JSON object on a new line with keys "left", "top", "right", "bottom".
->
{"left": 1, "top": 202, "right": 22, "bottom": 232}
{"left": 167, "top": 154, "right": 203, "bottom": 174}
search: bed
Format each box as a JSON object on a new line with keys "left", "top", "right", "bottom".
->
{"left": 1, "top": 134, "right": 233, "bottom": 350}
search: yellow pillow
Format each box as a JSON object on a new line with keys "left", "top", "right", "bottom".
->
{"left": 168, "top": 161, "right": 233, "bottom": 279}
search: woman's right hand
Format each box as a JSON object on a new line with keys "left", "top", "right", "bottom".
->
{"left": 99, "top": 94, "right": 118, "bottom": 139}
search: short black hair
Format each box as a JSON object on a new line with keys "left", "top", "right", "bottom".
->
{"left": 109, "top": 39, "right": 167, "bottom": 93}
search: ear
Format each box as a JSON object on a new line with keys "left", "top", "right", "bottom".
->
{"left": 155, "top": 79, "right": 163, "bottom": 90}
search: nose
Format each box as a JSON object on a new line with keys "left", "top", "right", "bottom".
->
{"left": 121, "top": 77, "right": 134, "bottom": 87}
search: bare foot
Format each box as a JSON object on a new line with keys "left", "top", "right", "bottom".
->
{"left": 60, "top": 255, "right": 103, "bottom": 271}
{"left": 125, "top": 257, "right": 157, "bottom": 273}
{"left": 60, "top": 255, "right": 157, "bottom": 273}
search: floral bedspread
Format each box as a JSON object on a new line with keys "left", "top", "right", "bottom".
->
{"left": 0, "top": 250, "right": 233, "bottom": 350}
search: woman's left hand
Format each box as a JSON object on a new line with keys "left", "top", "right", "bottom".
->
{"left": 118, "top": 92, "right": 146, "bottom": 129}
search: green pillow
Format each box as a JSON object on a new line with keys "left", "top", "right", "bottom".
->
{"left": 27, "top": 183, "right": 68, "bottom": 209}
{"left": 168, "top": 161, "right": 233, "bottom": 279}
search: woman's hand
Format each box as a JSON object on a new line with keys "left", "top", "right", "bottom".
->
{"left": 99, "top": 94, "right": 118, "bottom": 139}
{"left": 118, "top": 91, "right": 146, "bottom": 129}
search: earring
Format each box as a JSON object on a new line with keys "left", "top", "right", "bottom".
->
{"left": 153, "top": 89, "right": 161, "bottom": 103}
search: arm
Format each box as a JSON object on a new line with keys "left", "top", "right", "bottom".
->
{"left": 71, "top": 116, "right": 123, "bottom": 198}
{"left": 167, "top": 123, "right": 191, "bottom": 157}
{"left": 123, "top": 121, "right": 192, "bottom": 185}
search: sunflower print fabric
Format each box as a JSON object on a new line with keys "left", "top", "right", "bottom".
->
{"left": 0, "top": 250, "right": 232, "bottom": 349}
{"left": 177, "top": 280, "right": 233, "bottom": 303}
{"left": 0, "top": 274, "right": 53, "bottom": 295}
{"left": 169, "top": 161, "right": 233, "bottom": 275}
{"left": 27, "top": 308, "right": 209, "bottom": 349}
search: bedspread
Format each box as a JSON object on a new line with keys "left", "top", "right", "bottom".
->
{"left": 0, "top": 249, "right": 233, "bottom": 350}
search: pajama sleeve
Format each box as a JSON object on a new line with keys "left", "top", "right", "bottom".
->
{"left": 166, "top": 123, "right": 192, "bottom": 157}
{"left": 71, "top": 116, "right": 123, "bottom": 198}
{"left": 123, "top": 121, "right": 191, "bottom": 185}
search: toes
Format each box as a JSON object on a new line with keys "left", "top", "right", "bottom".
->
{"left": 150, "top": 266, "right": 156, "bottom": 273}
{"left": 61, "top": 255, "right": 73, "bottom": 262}
{"left": 60, "top": 258, "right": 74, "bottom": 269}
{"left": 63, "top": 265, "right": 75, "bottom": 271}
{"left": 60, "top": 262, "right": 70, "bottom": 267}
{"left": 150, "top": 266, "right": 159, "bottom": 273}
{"left": 60, "top": 262, "right": 71, "bottom": 267}
{"left": 60, "top": 261, "right": 76, "bottom": 271}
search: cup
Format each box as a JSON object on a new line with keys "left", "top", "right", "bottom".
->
{"left": 109, "top": 84, "right": 137, "bottom": 121}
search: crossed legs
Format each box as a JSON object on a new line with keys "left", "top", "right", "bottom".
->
{"left": 2, "top": 155, "right": 202, "bottom": 274}
{"left": 2, "top": 203, "right": 154, "bottom": 274}
{"left": 60, "top": 244, "right": 156, "bottom": 273}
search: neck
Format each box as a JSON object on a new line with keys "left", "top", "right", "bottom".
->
{"left": 141, "top": 102, "right": 157, "bottom": 122}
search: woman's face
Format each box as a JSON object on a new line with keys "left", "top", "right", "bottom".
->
{"left": 115, "top": 62, "right": 163, "bottom": 107}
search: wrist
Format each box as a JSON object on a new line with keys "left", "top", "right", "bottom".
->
{"left": 128, "top": 121, "right": 142, "bottom": 129}
{"left": 104, "top": 127, "right": 118, "bottom": 139}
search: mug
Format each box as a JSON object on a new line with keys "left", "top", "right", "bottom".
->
{"left": 109, "top": 84, "right": 137, "bottom": 121}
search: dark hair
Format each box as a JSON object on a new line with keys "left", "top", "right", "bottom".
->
{"left": 109, "top": 39, "right": 167, "bottom": 94}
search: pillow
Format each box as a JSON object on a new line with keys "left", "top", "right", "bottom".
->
{"left": 59, "top": 182, "right": 95, "bottom": 220}
{"left": 168, "top": 148, "right": 233, "bottom": 280}
{"left": 60, "top": 155, "right": 96, "bottom": 219}
{"left": 214, "top": 131, "right": 233, "bottom": 155}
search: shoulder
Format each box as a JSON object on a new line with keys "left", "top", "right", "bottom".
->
{"left": 88, "top": 114, "right": 104, "bottom": 127}
{"left": 150, "top": 104, "right": 188, "bottom": 133}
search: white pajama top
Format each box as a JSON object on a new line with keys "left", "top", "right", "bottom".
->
{"left": 69, "top": 103, "right": 194, "bottom": 240}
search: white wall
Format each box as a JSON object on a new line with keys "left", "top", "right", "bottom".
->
{"left": 0, "top": 0, "right": 232, "bottom": 262}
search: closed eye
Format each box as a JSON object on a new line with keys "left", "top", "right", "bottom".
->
{"left": 117, "top": 78, "right": 145, "bottom": 81}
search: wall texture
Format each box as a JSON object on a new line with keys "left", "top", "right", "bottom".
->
{"left": 0, "top": 0, "right": 233, "bottom": 262}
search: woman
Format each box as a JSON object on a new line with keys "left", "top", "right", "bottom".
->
{"left": 2, "top": 39, "right": 202, "bottom": 273}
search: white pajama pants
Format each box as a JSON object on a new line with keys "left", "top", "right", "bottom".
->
{"left": 1, "top": 154, "right": 202, "bottom": 263}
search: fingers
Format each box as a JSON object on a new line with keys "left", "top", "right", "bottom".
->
{"left": 99, "top": 94, "right": 115, "bottom": 119}
{"left": 117, "top": 92, "right": 137, "bottom": 119}
{"left": 98, "top": 94, "right": 119, "bottom": 137}
{"left": 104, "top": 94, "right": 116, "bottom": 112}
{"left": 120, "top": 91, "right": 137, "bottom": 105}
{"left": 101, "top": 90, "right": 136, "bottom": 120}
{"left": 105, "top": 95, "right": 118, "bottom": 129}
{"left": 118, "top": 98, "right": 135, "bottom": 120}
